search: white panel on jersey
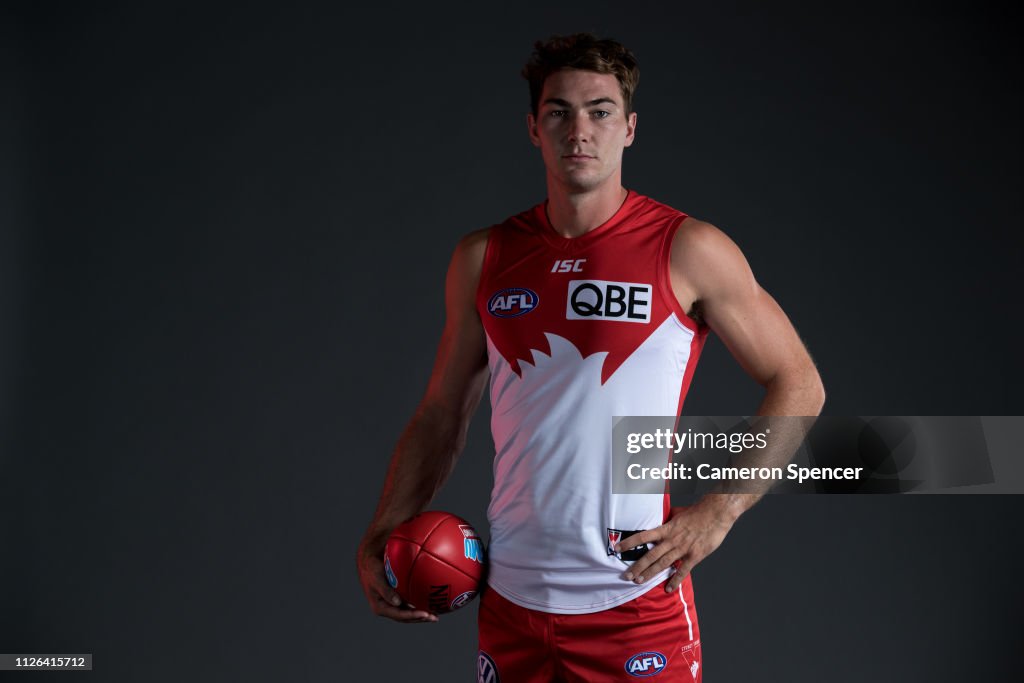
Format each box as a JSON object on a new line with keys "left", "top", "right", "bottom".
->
{"left": 484, "top": 314, "right": 696, "bottom": 614}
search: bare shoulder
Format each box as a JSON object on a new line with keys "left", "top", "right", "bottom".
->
{"left": 672, "top": 218, "right": 745, "bottom": 267}
{"left": 670, "top": 217, "right": 756, "bottom": 297}
{"left": 446, "top": 228, "right": 491, "bottom": 303}
{"left": 451, "top": 227, "right": 490, "bottom": 270}
{"left": 668, "top": 217, "right": 758, "bottom": 322}
{"left": 458, "top": 226, "right": 490, "bottom": 250}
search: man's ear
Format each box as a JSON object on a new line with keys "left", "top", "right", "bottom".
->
{"left": 624, "top": 111, "right": 638, "bottom": 147}
{"left": 526, "top": 112, "right": 541, "bottom": 147}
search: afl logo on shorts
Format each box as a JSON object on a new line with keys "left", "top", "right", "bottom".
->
{"left": 625, "top": 651, "right": 667, "bottom": 677}
{"left": 488, "top": 287, "right": 539, "bottom": 318}
{"left": 477, "top": 650, "right": 499, "bottom": 683}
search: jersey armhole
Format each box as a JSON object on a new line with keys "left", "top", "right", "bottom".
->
{"left": 657, "top": 214, "right": 704, "bottom": 333}
{"left": 474, "top": 226, "right": 500, "bottom": 314}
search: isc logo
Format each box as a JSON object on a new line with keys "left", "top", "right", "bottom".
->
{"left": 625, "top": 651, "right": 667, "bottom": 677}
{"left": 551, "top": 258, "right": 587, "bottom": 273}
{"left": 566, "top": 280, "right": 651, "bottom": 323}
{"left": 488, "top": 287, "right": 539, "bottom": 318}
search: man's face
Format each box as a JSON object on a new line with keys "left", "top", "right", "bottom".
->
{"left": 528, "top": 68, "right": 637, "bottom": 193}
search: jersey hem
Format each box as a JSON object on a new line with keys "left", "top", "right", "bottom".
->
{"left": 485, "top": 569, "right": 673, "bottom": 615}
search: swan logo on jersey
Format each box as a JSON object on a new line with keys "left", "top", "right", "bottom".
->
{"left": 460, "top": 525, "right": 485, "bottom": 563}
{"left": 566, "top": 280, "right": 651, "bottom": 323}
{"left": 383, "top": 554, "right": 397, "bottom": 588}
{"left": 607, "top": 528, "right": 652, "bottom": 563}
{"left": 625, "top": 651, "right": 667, "bottom": 677}
{"left": 607, "top": 529, "right": 622, "bottom": 554}
{"left": 478, "top": 651, "right": 499, "bottom": 683}
{"left": 488, "top": 287, "right": 539, "bottom": 318}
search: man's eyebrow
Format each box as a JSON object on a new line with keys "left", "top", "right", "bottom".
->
{"left": 541, "top": 97, "right": 620, "bottom": 108}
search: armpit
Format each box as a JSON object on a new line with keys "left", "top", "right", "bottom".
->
{"left": 687, "top": 300, "right": 706, "bottom": 327}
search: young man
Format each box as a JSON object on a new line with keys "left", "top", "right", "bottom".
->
{"left": 357, "top": 34, "right": 825, "bottom": 681}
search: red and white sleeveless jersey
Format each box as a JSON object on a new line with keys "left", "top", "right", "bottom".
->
{"left": 475, "top": 190, "right": 708, "bottom": 614}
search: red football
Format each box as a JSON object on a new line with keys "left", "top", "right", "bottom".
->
{"left": 384, "top": 511, "right": 486, "bottom": 614}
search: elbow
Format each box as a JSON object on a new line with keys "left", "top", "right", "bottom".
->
{"left": 413, "top": 400, "right": 471, "bottom": 452}
{"left": 766, "top": 363, "right": 826, "bottom": 415}
{"left": 809, "top": 371, "right": 826, "bottom": 414}
{"left": 800, "top": 361, "right": 826, "bottom": 415}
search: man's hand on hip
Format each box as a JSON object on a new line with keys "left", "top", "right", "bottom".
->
{"left": 615, "top": 498, "right": 745, "bottom": 592}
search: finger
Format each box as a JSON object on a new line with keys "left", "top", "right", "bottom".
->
{"left": 616, "top": 529, "right": 659, "bottom": 553}
{"left": 371, "top": 576, "right": 404, "bottom": 607}
{"left": 674, "top": 556, "right": 699, "bottom": 583}
{"left": 624, "top": 540, "right": 675, "bottom": 583}
{"left": 374, "top": 597, "right": 439, "bottom": 623}
{"left": 629, "top": 543, "right": 684, "bottom": 583}
{"left": 357, "top": 554, "right": 405, "bottom": 608}
{"left": 665, "top": 562, "right": 689, "bottom": 592}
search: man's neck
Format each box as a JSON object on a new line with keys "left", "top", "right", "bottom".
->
{"left": 545, "top": 181, "right": 629, "bottom": 239}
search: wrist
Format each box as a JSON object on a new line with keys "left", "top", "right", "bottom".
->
{"left": 359, "top": 527, "right": 391, "bottom": 556}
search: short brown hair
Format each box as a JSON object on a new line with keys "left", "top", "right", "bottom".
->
{"left": 521, "top": 33, "right": 640, "bottom": 117}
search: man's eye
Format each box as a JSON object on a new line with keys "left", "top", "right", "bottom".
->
{"left": 549, "top": 110, "right": 566, "bottom": 118}
{"left": 593, "top": 110, "right": 610, "bottom": 119}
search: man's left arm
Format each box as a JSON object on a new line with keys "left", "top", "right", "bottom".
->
{"left": 617, "top": 218, "right": 826, "bottom": 591}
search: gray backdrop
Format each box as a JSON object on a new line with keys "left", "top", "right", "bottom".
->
{"left": 2, "top": 1, "right": 1021, "bottom": 681}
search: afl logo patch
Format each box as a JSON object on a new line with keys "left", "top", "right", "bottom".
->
{"left": 488, "top": 287, "right": 539, "bottom": 318}
{"left": 478, "top": 651, "right": 499, "bottom": 683}
{"left": 626, "top": 651, "right": 667, "bottom": 677}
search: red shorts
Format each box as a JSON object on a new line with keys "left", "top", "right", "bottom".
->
{"left": 477, "top": 577, "right": 701, "bottom": 682}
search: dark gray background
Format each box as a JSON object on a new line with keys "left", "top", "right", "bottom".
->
{"left": 2, "top": 1, "right": 1021, "bottom": 681}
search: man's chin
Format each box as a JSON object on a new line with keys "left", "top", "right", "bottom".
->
{"left": 556, "top": 171, "right": 606, "bottom": 194}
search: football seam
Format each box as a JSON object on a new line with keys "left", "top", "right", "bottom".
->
{"left": 418, "top": 517, "right": 483, "bottom": 585}
{"left": 412, "top": 546, "right": 485, "bottom": 585}
{"left": 389, "top": 513, "right": 450, "bottom": 545}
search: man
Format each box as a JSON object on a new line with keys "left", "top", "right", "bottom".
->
{"left": 357, "top": 33, "right": 825, "bottom": 681}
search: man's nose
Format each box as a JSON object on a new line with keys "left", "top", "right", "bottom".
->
{"left": 567, "top": 113, "right": 590, "bottom": 143}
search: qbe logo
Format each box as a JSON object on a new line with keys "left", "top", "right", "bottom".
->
{"left": 488, "top": 287, "right": 539, "bottom": 318}
{"left": 477, "top": 651, "right": 500, "bottom": 683}
{"left": 566, "top": 280, "right": 651, "bottom": 323}
{"left": 625, "top": 651, "right": 667, "bottom": 677}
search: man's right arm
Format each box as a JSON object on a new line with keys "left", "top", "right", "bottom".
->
{"left": 356, "top": 228, "right": 490, "bottom": 623}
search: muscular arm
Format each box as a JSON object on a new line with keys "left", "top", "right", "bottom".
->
{"left": 619, "top": 218, "right": 825, "bottom": 589}
{"left": 673, "top": 219, "right": 825, "bottom": 416}
{"left": 356, "top": 228, "right": 490, "bottom": 622}
{"left": 672, "top": 219, "right": 825, "bottom": 515}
